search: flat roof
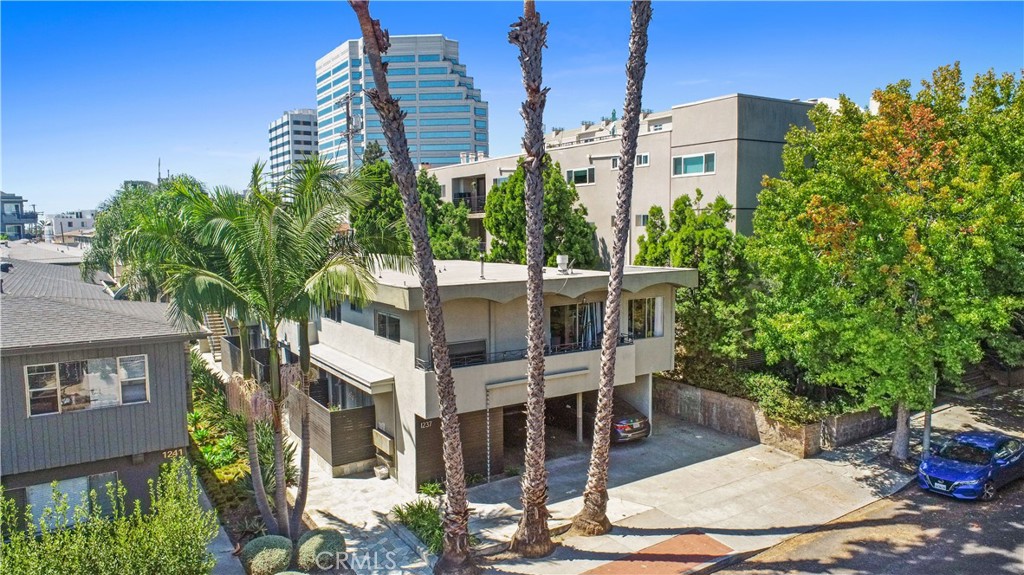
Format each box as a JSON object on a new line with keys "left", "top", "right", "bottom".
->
{"left": 671, "top": 93, "right": 815, "bottom": 110}
{"left": 1, "top": 240, "right": 85, "bottom": 265}
{"left": 368, "top": 259, "right": 696, "bottom": 310}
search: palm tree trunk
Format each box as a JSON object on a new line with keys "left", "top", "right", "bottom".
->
{"left": 290, "top": 318, "right": 313, "bottom": 539}
{"left": 247, "top": 412, "right": 278, "bottom": 534}
{"left": 349, "top": 3, "right": 477, "bottom": 573}
{"left": 507, "top": 0, "right": 554, "bottom": 558}
{"left": 571, "top": 0, "right": 653, "bottom": 537}
{"left": 267, "top": 324, "right": 291, "bottom": 539}
{"left": 890, "top": 402, "right": 911, "bottom": 460}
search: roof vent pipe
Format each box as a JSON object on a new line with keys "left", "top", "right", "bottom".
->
{"left": 556, "top": 254, "right": 570, "bottom": 274}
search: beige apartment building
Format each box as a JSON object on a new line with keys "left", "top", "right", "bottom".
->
{"left": 428, "top": 93, "right": 814, "bottom": 263}
{"left": 273, "top": 260, "right": 694, "bottom": 491}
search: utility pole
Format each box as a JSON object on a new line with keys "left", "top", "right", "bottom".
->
{"left": 335, "top": 94, "right": 362, "bottom": 173}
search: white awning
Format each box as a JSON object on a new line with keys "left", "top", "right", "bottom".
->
{"left": 310, "top": 343, "right": 395, "bottom": 393}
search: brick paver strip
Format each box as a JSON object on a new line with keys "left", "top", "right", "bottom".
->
{"left": 582, "top": 530, "right": 734, "bottom": 575}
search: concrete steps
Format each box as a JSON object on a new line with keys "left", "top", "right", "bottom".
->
{"left": 948, "top": 361, "right": 1002, "bottom": 400}
{"left": 204, "top": 312, "right": 227, "bottom": 361}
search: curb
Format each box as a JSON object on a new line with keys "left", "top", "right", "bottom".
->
{"left": 381, "top": 512, "right": 437, "bottom": 570}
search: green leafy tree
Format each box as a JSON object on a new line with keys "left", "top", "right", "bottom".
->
{"left": 958, "top": 69, "right": 1024, "bottom": 366}
{"left": 82, "top": 178, "right": 198, "bottom": 301}
{"left": 633, "top": 205, "right": 668, "bottom": 266}
{"left": 362, "top": 140, "right": 386, "bottom": 165}
{"left": 351, "top": 163, "right": 478, "bottom": 260}
{"left": 483, "top": 154, "right": 597, "bottom": 268}
{"left": 636, "top": 192, "right": 753, "bottom": 391}
{"left": 750, "top": 65, "right": 1024, "bottom": 460}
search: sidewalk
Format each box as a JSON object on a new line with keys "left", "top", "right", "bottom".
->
{"left": 472, "top": 390, "right": 1023, "bottom": 575}
{"left": 199, "top": 352, "right": 429, "bottom": 575}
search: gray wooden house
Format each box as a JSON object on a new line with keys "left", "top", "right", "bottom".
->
{"left": 0, "top": 259, "right": 203, "bottom": 520}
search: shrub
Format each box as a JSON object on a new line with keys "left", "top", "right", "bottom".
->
{"left": 296, "top": 528, "right": 346, "bottom": 572}
{"left": 393, "top": 498, "right": 444, "bottom": 554}
{"left": 417, "top": 481, "right": 444, "bottom": 497}
{"left": 241, "top": 535, "right": 293, "bottom": 575}
{"left": 0, "top": 458, "right": 219, "bottom": 575}
{"left": 744, "top": 372, "right": 826, "bottom": 425}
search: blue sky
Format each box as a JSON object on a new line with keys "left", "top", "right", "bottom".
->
{"left": 2, "top": 1, "right": 1022, "bottom": 213}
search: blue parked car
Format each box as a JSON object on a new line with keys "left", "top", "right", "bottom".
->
{"left": 918, "top": 431, "right": 1024, "bottom": 500}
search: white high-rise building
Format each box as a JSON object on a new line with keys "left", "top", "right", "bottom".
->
{"left": 315, "top": 34, "right": 488, "bottom": 172}
{"left": 268, "top": 109, "right": 318, "bottom": 182}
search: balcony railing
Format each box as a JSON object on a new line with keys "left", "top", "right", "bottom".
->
{"left": 414, "top": 334, "right": 634, "bottom": 371}
{"left": 453, "top": 195, "right": 486, "bottom": 213}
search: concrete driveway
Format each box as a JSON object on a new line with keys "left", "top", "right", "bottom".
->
{"left": 471, "top": 412, "right": 912, "bottom": 574}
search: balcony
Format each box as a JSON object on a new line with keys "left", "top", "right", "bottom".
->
{"left": 453, "top": 194, "right": 486, "bottom": 214}
{"left": 220, "top": 335, "right": 291, "bottom": 384}
{"left": 414, "top": 334, "right": 634, "bottom": 371}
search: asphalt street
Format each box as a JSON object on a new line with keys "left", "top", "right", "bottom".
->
{"left": 714, "top": 458, "right": 1024, "bottom": 575}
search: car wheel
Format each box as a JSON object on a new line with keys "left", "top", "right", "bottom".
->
{"left": 980, "top": 481, "right": 997, "bottom": 501}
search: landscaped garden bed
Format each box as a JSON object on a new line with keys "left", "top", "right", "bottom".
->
{"left": 187, "top": 352, "right": 296, "bottom": 546}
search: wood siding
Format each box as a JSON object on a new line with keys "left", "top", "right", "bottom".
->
{"left": 1, "top": 341, "right": 191, "bottom": 477}
{"left": 286, "top": 394, "right": 375, "bottom": 467}
{"left": 415, "top": 408, "right": 504, "bottom": 486}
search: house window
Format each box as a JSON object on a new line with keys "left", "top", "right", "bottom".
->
{"left": 23, "top": 471, "right": 118, "bottom": 530}
{"left": 635, "top": 214, "right": 649, "bottom": 227}
{"left": 628, "top": 297, "right": 664, "bottom": 339}
{"left": 650, "top": 123, "right": 664, "bottom": 132}
{"left": 566, "top": 167, "right": 596, "bottom": 186}
{"left": 118, "top": 355, "right": 149, "bottom": 404}
{"left": 612, "top": 154, "right": 648, "bottom": 170}
{"left": 672, "top": 153, "right": 716, "bottom": 176}
{"left": 448, "top": 340, "right": 487, "bottom": 367}
{"left": 550, "top": 302, "right": 604, "bottom": 351}
{"left": 375, "top": 312, "right": 401, "bottom": 342}
{"left": 25, "top": 355, "right": 149, "bottom": 416}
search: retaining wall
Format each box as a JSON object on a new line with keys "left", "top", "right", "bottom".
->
{"left": 653, "top": 377, "right": 893, "bottom": 458}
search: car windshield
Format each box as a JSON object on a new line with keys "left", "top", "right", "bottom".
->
{"left": 938, "top": 441, "right": 993, "bottom": 465}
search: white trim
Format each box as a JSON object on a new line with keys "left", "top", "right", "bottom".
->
{"left": 24, "top": 354, "right": 151, "bottom": 417}
{"left": 671, "top": 151, "right": 717, "bottom": 178}
{"left": 566, "top": 167, "right": 596, "bottom": 186}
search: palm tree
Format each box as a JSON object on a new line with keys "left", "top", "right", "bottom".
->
{"left": 570, "top": 0, "right": 653, "bottom": 537}
{"left": 165, "top": 163, "right": 377, "bottom": 540}
{"left": 162, "top": 182, "right": 278, "bottom": 532}
{"left": 507, "top": 0, "right": 554, "bottom": 558}
{"left": 349, "top": 2, "right": 477, "bottom": 573}
{"left": 276, "top": 156, "right": 401, "bottom": 537}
